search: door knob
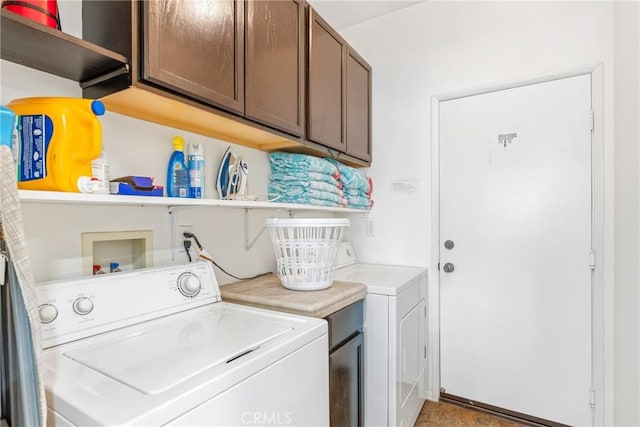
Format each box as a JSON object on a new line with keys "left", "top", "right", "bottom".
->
{"left": 444, "top": 240, "right": 455, "bottom": 250}
{"left": 443, "top": 263, "right": 455, "bottom": 273}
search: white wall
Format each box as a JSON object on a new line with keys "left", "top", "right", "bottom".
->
{"left": 613, "top": 2, "right": 640, "bottom": 426}
{"left": 338, "top": 1, "right": 627, "bottom": 424}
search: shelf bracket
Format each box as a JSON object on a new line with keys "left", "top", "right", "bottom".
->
{"left": 243, "top": 208, "right": 295, "bottom": 250}
{"left": 244, "top": 208, "right": 267, "bottom": 251}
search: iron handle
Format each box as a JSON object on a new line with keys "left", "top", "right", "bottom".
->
{"left": 443, "top": 263, "right": 455, "bottom": 273}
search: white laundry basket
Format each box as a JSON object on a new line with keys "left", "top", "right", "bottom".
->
{"left": 265, "top": 218, "right": 350, "bottom": 291}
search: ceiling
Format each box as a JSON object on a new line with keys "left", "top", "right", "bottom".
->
{"left": 308, "top": 0, "right": 424, "bottom": 30}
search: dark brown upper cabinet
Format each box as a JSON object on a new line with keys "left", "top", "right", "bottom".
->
{"left": 79, "top": 1, "right": 371, "bottom": 167}
{"left": 82, "top": 0, "right": 304, "bottom": 156}
{"left": 143, "top": 0, "right": 244, "bottom": 115}
{"left": 345, "top": 47, "right": 372, "bottom": 163}
{"left": 307, "top": 7, "right": 372, "bottom": 163}
{"left": 245, "top": 0, "right": 305, "bottom": 137}
{"left": 308, "top": 8, "right": 345, "bottom": 152}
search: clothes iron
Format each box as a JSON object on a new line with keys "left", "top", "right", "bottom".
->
{"left": 216, "top": 147, "right": 239, "bottom": 200}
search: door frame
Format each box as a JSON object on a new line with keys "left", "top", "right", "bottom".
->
{"left": 428, "top": 63, "right": 605, "bottom": 425}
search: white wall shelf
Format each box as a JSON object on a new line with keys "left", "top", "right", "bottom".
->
{"left": 18, "top": 190, "right": 369, "bottom": 214}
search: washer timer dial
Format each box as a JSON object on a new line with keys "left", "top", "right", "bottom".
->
{"left": 177, "top": 272, "right": 202, "bottom": 297}
{"left": 73, "top": 297, "right": 94, "bottom": 315}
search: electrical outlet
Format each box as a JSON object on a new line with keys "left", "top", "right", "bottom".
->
{"left": 366, "top": 220, "right": 375, "bottom": 237}
{"left": 176, "top": 225, "right": 193, "bottom": 253}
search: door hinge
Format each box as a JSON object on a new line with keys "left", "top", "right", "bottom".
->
{"left": 589, "top": 250, "right": 596, "bottom": 270}
{"left": 589, "top": 388, "right": 596, "bottom": 408}
{"left": 424, "top": 346, "right": 427, "bottom": 359}
{"left": 437, "top": 262, "right": 440, "bottom": 271}
{"left": 589, "top": 110, "right": 595, "bottom": 132}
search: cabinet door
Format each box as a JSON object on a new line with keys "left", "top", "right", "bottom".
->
{"left": 142, "top": 0, "right": 245, "bottom": 115}
{"left": 308, "top": 8, "right": 345, "bottom": 151}
{"left": 346, "top": 48, "right": 372, "bottom": 162}
{"left": 329, "top": 332, "right": 364, "bottom": 427}
{"left": 245, "top": 0, "right": 304, "bottom": 137}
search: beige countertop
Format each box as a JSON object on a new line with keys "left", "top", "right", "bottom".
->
{"left": 220, "top": 274, "right": 367, "bottom": 318}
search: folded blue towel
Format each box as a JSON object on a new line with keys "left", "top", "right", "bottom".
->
{"left": 344, "top": 188, "right": 370, "bottom": 197}
{"left": 271, "top": 193, "right": 345, "bottom": 208}
{"left": 346, "top": 194, "right": 373, "bottom": 208}
{"left": 326, "top": 158, "right": 370, "bottom": 192}
{"left": 270, "top": 152, "right": 339, "bottom": 176}
{"left": 270, "top": 164, "right": 340, "bottom": 180}
{"left": 268, "top": 183, "right": 346, "bottom": 205}
{"left": 269, "top": 179, "right": 343, "bottom": 196}
{"left": 270, "top": 171, "right": 340, "bottom": 188}
{"left": 346, "top": 202, "right": 372, "bottom": 210}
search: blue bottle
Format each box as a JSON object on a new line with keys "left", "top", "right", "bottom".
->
{"left": 167, "top": 136, "right": 190, "bottom": 198}
{"left": 187, "top": 142, "right": 205, "bottom": 198}
{"left": 0, "top": 105, "right": 15, "bottom": 150}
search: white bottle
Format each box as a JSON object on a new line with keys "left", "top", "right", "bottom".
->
{"left": 188, "top": 142, "right": 205, "bottom": 198}
{"left": 92, "top": 149, "right": 111, "bottom": 194}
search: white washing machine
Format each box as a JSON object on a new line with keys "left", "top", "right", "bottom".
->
{"left": 35, "top": 262, "right": 328, "bottom": 426}
{"left": 332, "top": 242, "right": 427, "bottom": 427}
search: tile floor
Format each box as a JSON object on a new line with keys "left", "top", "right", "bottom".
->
{"left": 415, "top": 400, "right": 527, "bottom": 427}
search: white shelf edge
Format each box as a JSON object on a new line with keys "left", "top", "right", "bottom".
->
{"left": 17, "top": 190, "right": 369, "bottom": 214}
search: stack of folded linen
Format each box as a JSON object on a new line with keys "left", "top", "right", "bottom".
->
{"left": 326, "top": 158, "right": 374, "bottom": 210}
{"left": 268, "top": 152, "right": 347, "bottom": 207}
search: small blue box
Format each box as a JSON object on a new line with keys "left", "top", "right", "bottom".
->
{"left": 110, "top": 176, "right": 164, "bottom": 197}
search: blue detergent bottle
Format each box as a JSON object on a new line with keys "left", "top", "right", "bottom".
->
{"left": 167, "top": 136, "right": 190, "bottom": 198}
{"left": 188, "top": 142, "right": 205, "bottom": 198}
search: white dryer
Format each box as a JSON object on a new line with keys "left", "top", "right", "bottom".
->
{"left": 332, "top": 243, "right": 427, "bottom": 427}
{"left": 36, "top": 262, "right": 328, "bottom": 426}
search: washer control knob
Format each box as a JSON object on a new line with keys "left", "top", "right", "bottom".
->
{"left": 38, "top": 303, "right": 58, "bottom": 324}
{"left": 177, "top": 272, "right": 201, "bottom": 297}
{"left": 73, "top": 297, "right": 94, "bottom": 315}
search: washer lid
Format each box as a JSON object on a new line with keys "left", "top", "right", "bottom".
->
{"left": 63, "top": 308, "right": 293, "bottom": 395}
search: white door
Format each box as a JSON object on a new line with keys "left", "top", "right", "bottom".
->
{"left": 439, "top": 75, "right": 592, "bottom": 426}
